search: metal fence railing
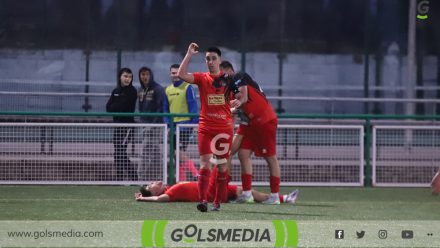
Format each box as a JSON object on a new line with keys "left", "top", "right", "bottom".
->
{"left": 0, "top": 122, "right": 167, "bottom": 185}
{"left": 1, "top": 78, "right": 440, "bottom": 114}
{"left": 0, "top": 112, "right": 439, "bottom": 187}
{"left": 176, "top": 124, "right": 364, "bottom": 186}
{"left": 373, "top": 125, "right": 440, "bottom": 187}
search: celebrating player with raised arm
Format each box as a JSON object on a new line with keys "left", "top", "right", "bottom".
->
{"left": 177, "top": 43, "right": 233, "bottom": 212}
{"left": 220, "top": 61, "right": 281, "bottom": 204}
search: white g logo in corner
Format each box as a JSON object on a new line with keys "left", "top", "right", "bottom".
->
{"left": 210, "top": 133, "right": 231, "bottom": 156}
{"left": 417, "top": 0, "right": 430, "bottom": 20}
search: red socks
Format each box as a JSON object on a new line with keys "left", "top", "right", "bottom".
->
{"left": 269, "top": 176, "right": 280, "bottom": 193}
{"left": 198, "top": 168, "right": 211, "bottom": 202}
{"left": 279, "top": 195, "right": 284, "bottom": 203}
{"left": 214, "top": 171, "right": 228, "bottom": 204}
{"left": 241, "top": 173, "right": 252, "bottom": 191}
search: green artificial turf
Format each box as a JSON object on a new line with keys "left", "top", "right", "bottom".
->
{"left": 1, "top": 186, "right": 439, "bottom": 221}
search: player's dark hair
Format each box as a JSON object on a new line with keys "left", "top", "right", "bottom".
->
{"left": 218, "top": 61, "right": 237, "bottom": 101}
{"left": 220, "top": 61, "right": 234, "bottom": 71}
{"left": 212, "top": 74, "right": 237, "bottom": 102}
{"left": 170, "top": 64, "right": 180, "bottom": 70}
{"left": 139, "top": 185, "right": 153, "bottom": 197}
{"left": 206, "top": 47, "right": 221, "bottom": 57}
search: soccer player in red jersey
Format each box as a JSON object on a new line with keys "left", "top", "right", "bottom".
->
{"left": 177, "top": 43, "right": 233, "bottom": 212}
{"left": 220, "top": 61, "right": 282, "bottom": 204}
{"left": 135, "top": 167, "right": 299, "bottom": 203}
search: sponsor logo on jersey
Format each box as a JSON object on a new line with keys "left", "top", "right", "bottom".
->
{"left": 208, "top": 94, "right": 225, "bottom": 105}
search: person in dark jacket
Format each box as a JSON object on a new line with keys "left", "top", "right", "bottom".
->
{"left": 137, "top": 67, "right": 165, "bottom": 180}
{"left": 138, "top": 67, "right": 164, "bottom": 123}
{"left": 106, "top": 68, "right": 138, "bottom": 181}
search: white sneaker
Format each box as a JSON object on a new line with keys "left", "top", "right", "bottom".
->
{"left": 235, "top": 193, "right": 254, "bottom": 203}
{"left": 262, "top": 193, "right": 280, "bottom": 205}
{"left": 284, "top": 189, "right": 299, "bottom": 204}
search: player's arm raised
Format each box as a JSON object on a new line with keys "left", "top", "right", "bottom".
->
{"left": 178, "top": 43, "right": 198, "bottom": 84}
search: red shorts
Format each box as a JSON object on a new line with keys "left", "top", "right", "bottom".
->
{"left": 236, "top": 119, "right": 277, "bottom": 157}
{"left": 198, "top": 126, "right": 233, "bottom": 161}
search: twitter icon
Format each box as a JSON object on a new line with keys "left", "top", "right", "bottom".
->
{"left": 356, "top": 231, "right": 365, "bottom": 239}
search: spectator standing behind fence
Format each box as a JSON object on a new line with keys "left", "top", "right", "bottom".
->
{"left": 106, "top": 68, "right": 138, "bottom": 181}
{"left": 137, "top": 67, "right": 165, "bottom": 180}
{"left": 164, "top": 64, "right": 199, "bottom": 182}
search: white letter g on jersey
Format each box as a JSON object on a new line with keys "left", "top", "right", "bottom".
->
{"left": 210, "top": 133, "right": 231, "bottom": 156}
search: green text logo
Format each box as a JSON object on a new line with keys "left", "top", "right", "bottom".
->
{"left": 170, "top": 224, "right": 271, "bottom": 243}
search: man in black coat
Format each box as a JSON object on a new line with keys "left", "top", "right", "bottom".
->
{"left": 106, "top": 67, "right": 138, "bottom": 181}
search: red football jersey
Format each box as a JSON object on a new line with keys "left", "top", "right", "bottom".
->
{"left": 192, "top": 72, "right": 233, "bottom": 130}
{"left": 165, "top": 182, "right": 199, "bottom": 202}
{"left": 233, "top": 72, "right": 277, "bottom": 125}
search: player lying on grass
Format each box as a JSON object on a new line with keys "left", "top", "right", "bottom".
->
{"left": 432, "top": 168, "right": 440, "bottom": 195}
{"left": 135, "top": 167, "right": 298, "bottom": 203}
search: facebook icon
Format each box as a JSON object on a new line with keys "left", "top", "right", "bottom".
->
{"left": 335, "top": 230, "right": 344, "bottom": 239}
